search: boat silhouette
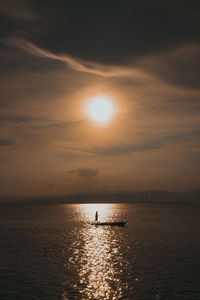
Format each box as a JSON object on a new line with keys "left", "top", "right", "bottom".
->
{"left": 94, "top": 221, "right": 126, "bottom": 226}
{"left": 92, "top": 211, "right": 126, "bottom": 226}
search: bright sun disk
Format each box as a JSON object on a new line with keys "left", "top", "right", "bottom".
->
{"left": 86, "top": 95, "right": 115, "bottom": 124}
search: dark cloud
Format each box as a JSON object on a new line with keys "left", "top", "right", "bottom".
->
{"left": 1, "top": 1, "right": 199, "bottom": 87}
{"left": 90, "top": 140, "right": 162, "bottom": 156}
{"left": 26, "top": 1, "right": 200, "bottom": 65}
{"left": 48, "top": 183, "right": 55, "bottom": 189}
{"left": 70, "top": 167, "right": 99, "bottom": 178}
{"left": 0, "top": 156, "right": 6, "bottom": 161}
{"left": 0, "top": 114, "right": 37, "bottom": 124}
{"left": 0, "top": 0, "right": 36, "bottom": 42}
{"left": 139, "top": 44, "right": 200, "bottom": 89}
{"left": 0, "top": 0, "right": 36, "bottom": 20}
{"left": 88, "top": 131, "right": 200, "bottom": 156}
{"left": 0, "top": 113, "right": 83, "bottom": 128}
{"left": 0, "top": 138, "right": 13, "bottom": 146}
{"left": 0, "top": 1, "right": 199, "bottom": 66}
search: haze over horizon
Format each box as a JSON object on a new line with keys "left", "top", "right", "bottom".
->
{"left": 0, "top": 1, "right": 200, "bottom": 198}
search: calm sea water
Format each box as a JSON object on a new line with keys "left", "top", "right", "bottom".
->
{"left": 0, "top": 202, "right": 200, "bottom": 300}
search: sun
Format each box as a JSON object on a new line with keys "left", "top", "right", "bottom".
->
{"left": 86, "top": 95, "right": 115, "bottom": 124}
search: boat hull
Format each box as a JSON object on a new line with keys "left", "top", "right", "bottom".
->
{"left": 92, "top": 221, "right": 126, "bottom": 227}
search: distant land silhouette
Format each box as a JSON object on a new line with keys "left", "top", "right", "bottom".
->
{"left": 0, "top": 190, "right": 200, "bottom": 204}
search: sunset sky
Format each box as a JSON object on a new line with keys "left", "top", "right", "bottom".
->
{"left": 0, "top": 0, "right": 199, "bottom": 197}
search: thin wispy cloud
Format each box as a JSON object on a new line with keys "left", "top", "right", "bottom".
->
{"left": 85, "top": 131, "right": 200, "bottom": 157}
{"left": 0, "top": 138, "right": 13, "bottom": 146}
{"left": 4, "top": 38, "right": 200, "bottom": 91}
{"left": 138, "top": 43, "right": 200, "bottom": 89}
{"left": 70, "top": 167, "right": 99, "bottom": 178}
{"left": 5, "top": 38, "right": 136, "bottom": 78}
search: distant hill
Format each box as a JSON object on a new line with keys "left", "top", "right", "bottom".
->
{"left": 0, "top": 189, "right": 199, "bottom": 204}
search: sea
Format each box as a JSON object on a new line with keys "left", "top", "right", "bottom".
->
{"left": 0, "top": 202, "right": 200, "bottom": 300}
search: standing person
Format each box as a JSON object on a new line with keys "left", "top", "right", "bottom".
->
{"left": 95, "top": 211, "right": 98, "bottom": 222}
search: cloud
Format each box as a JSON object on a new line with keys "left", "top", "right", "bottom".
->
{"left": 0, "top": 114, "right": 39, "bottom": 125}
{"left": 5, "top": 38, "right": 135, "bottom": 78}
{"left": 1, "top": 2, "right": 200, "bottom": 72}
{"left": 0, "top": 138, "right": 13, "bottom": 146}
{"left": 87, "top": 131, "right": 200, "bottom": 156}
{"left": 89, "top": 141, "right": 162, "bottom": 156}
{"left": 0, "top": 156, "right": 6, "bottom": 161}
{"left": 0, "top": 112, "right": 83, "bottom": 128}
{"left": 48, "top": 183, "right": 55, "bottom": 189}
{"left": 23, "top": 1, "right": 200, "bottom": 65}
{"left": 70, "top": 167, "right": 99, "bottom": 178}
{"left": 5, "top": 38, "right": 200, "bottom": 90}
{"left": 139, "top": 44, "right": 200, "bottom": 89}
{"left": 0, "top": 0, "right": 36, "bottom": 20}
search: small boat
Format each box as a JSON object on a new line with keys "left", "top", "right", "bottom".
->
{"left": 92, "top": 211, "right": 126, "bottom": 226}
{"left": 94, "top": 221, "right": 126, "bottom": 227}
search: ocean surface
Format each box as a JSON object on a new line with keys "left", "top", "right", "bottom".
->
{"left": 0, "top": 202, "right": 200, "bottom": 300}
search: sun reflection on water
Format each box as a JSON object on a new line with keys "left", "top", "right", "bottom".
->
{"left": 65, "top": 204, "right": 129, "bottom": 299}
{"left": 81, "top": 203, "right": 113, "bottom": 222}
{"left": 80, "top": 226, "right": 117, "bottom": 299}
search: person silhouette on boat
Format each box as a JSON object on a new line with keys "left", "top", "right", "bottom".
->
{"left": 94, "top": 210, "right": 126, "bottom": 226}
{"left": 95, "top": 211, "right": 98, "bottom": 222}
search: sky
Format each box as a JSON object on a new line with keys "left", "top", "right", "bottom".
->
{"left": 0, "top": 0, "right": 199, "bottom": 198}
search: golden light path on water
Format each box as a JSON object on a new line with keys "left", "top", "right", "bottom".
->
{"left": 81, "top": 203, "right": 113, "bottom": 221}
{"left": 65, "top": 204, "right": 130, "bottom": 299}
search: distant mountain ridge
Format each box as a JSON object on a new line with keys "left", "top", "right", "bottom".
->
{"left": 0, "top": 190, "right": 200, "bottom": 204}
